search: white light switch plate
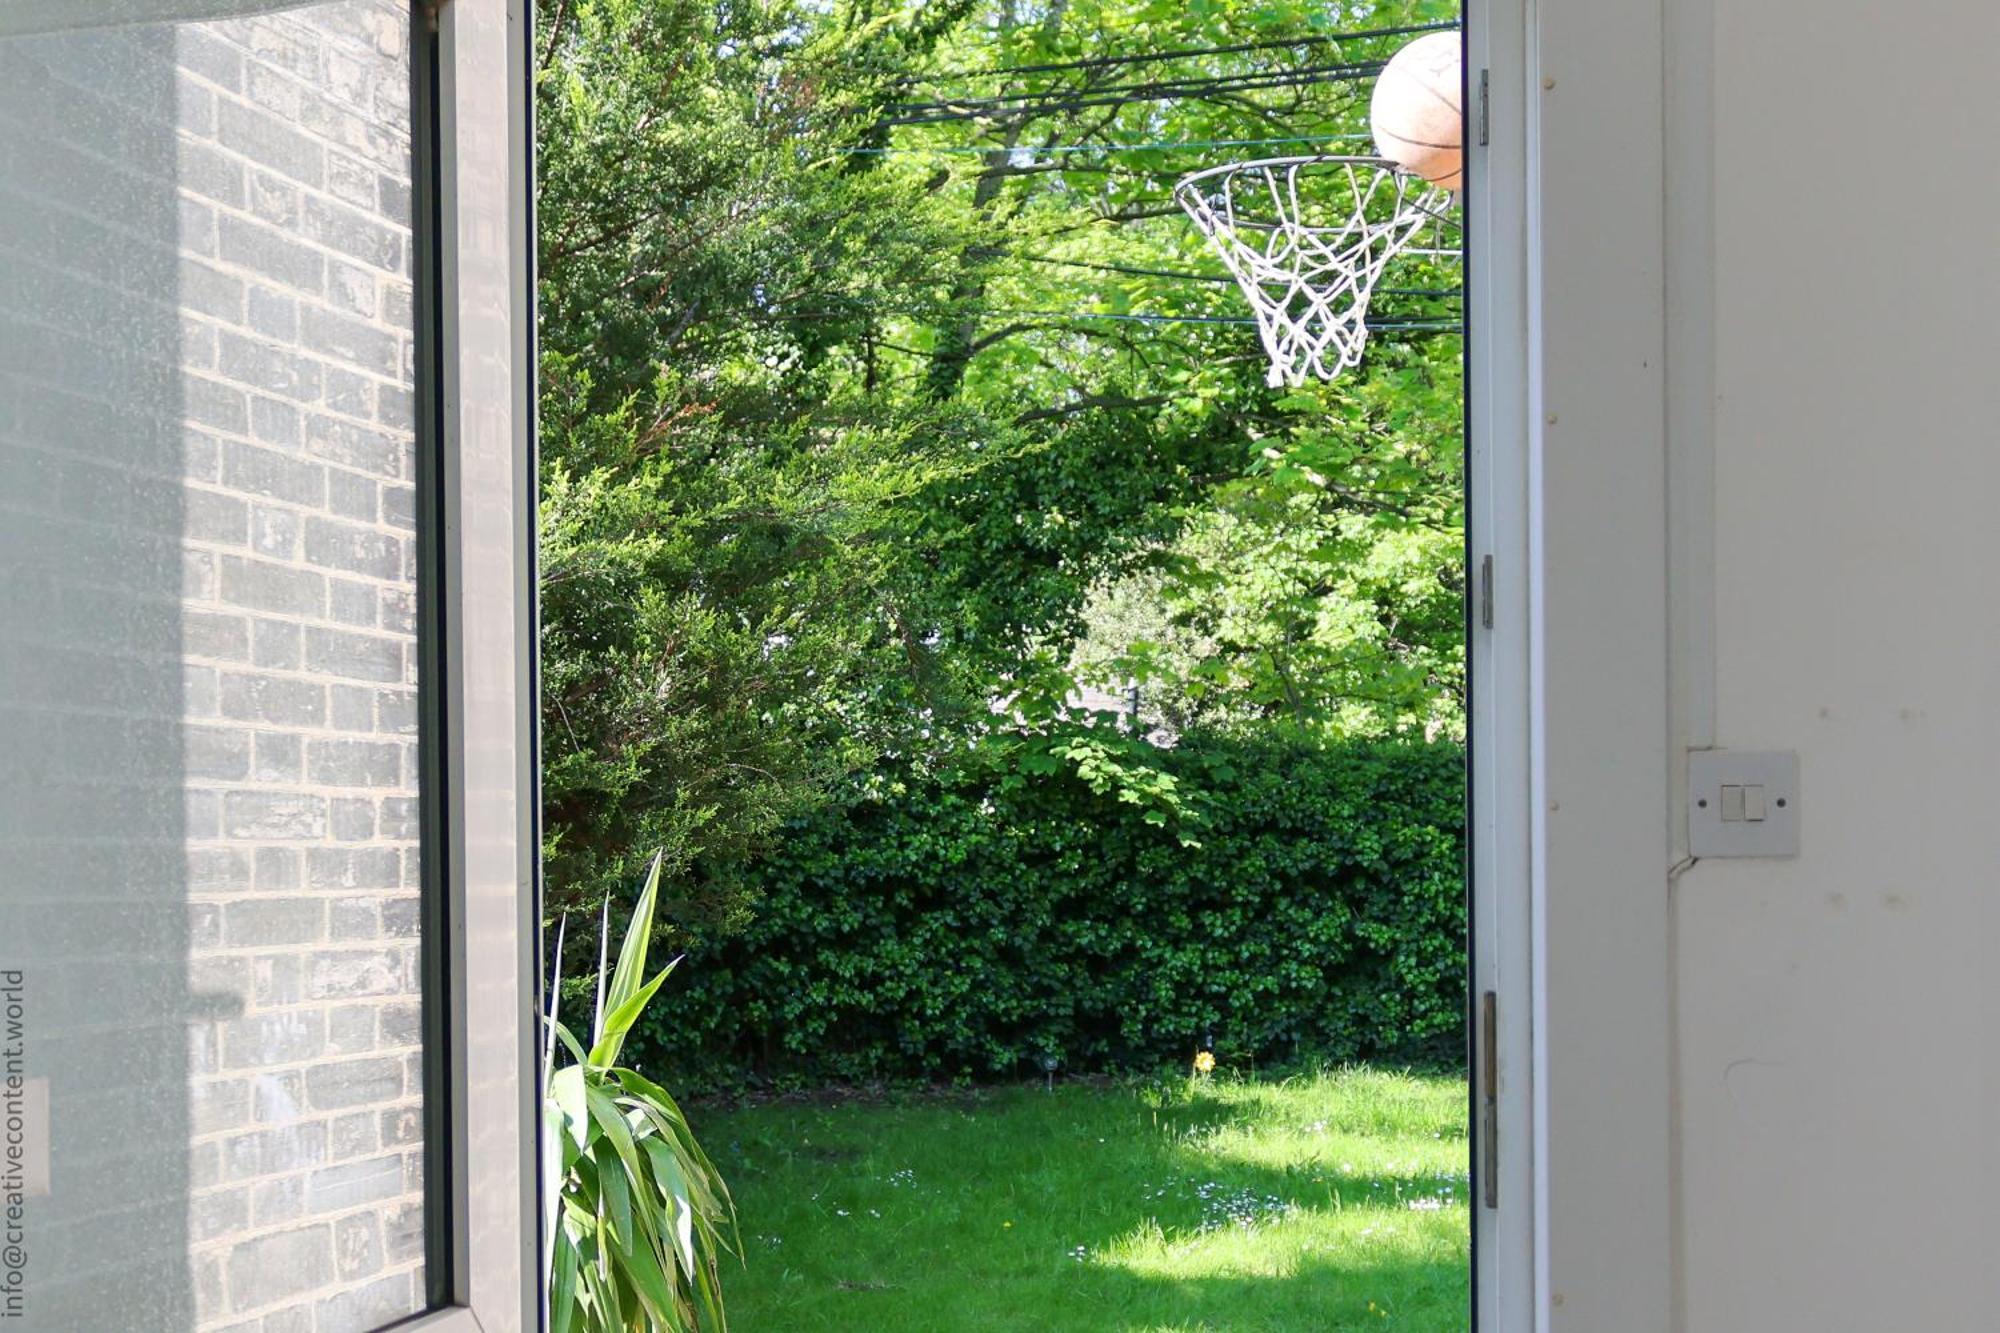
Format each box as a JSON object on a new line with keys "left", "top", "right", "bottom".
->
{"left": 1688, "top": 750, "right": 1799, "bottom": 858}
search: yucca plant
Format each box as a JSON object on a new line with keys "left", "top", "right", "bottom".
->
{"left": 543, "top": 853, "right": 737, "bottom": 1331}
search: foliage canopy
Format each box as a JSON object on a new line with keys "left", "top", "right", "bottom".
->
{"left": 536, "top": 0, "right": 1466, "bottom": 934}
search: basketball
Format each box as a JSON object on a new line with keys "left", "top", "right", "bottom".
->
{"left": 1369, "top": 32, "right": 1464, "bottom": 191}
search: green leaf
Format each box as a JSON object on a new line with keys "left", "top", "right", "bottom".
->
{"left": 586, "top": 961, "right": 675, "bottom": 1068}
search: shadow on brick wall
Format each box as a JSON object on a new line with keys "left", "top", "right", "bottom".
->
{"left": 0, "top": 19, "right": 196, "bottom": 1330}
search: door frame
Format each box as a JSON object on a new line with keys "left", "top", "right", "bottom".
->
{"left": 1469, "top": 0, "right": 1675, "bottom": 1327}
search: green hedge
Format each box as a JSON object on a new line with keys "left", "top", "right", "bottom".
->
{"left": 637, "top": 735, "right": 1466, "bottom": 1086}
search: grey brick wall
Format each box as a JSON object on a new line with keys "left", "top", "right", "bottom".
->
{"left": 0, "top": 4, "right": 426, "bottom": 1330}
{"left": 178, "top": 7, "right": 425, "bottom": 1330}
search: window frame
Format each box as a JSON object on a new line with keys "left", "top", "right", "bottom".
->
{"left": 399, "top": 0, "right": 540, "bottom": 1329}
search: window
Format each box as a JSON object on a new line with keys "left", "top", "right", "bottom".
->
{"left": 0, "top": 4, "right": 535, "bottom": 1329}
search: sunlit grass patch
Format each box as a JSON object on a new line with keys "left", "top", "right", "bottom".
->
{"left": 694, "top": 1066, "right": 1470, "bottom": 1331}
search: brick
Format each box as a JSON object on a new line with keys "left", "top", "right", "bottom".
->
{"left": 188, "top": 847, "right": 253, "bottom": 893}
{"left": 186, "top": 724, "right": 251, "bottom": 780}
{"left": 381, "top": 1199, "right": 424, "bottom": 1262}
{"left": 305, "top": 626, "right": 400, "bottom": 682}
{"left": 223, "top": 1124, "right": 329, "bottom": 1182}
{"left": 332, "top": 1211, "right": 382, "bottom": 1281}
{"left": 253, "top": 729, "right": 303, "bottom": 781}
{"left": 324, "top": 366, "right": 375, "bottom": 418}
{"left": 307, "top": 738, "right": 401, "bottom": 788}
{"left": 330, "top": 684, "right": 374, "bottom": 731}
{"left": 301, "top": 196, "right": 403, "bottom": 273}
{"left": 313, "top": 1271, "right": 414, "bottom": 1333}
{"left": 327, "top": 150, "right": 378, "bottom": 210}
{"left": 223, "top": 791, "right": 327, "bottom": 840}
{"left": 192, "top": 1184, "right": 254, "bottom": 1248}
{"left": 222, "top": 1008, "right": 325, "bottom": 1066}
{"left": 185, "top": 373, "right": 249, "bottom": 434}
{"left": 381, "top": 895, "right": 420, "bottom": 940}
{"left": 252, "top": 1071, "right": 307, "bottom": 1126}
{"left": 185, "top": 609, "right": 251, "bottom": 661}
{"left": 222, "top": 440, "right": 324, "bottom": 507}
{"left": 248, "top": 396, "right": 303, "bottom": 448}
{"left": 192, "top": 1186, "right": 251, "bottom": 1244}
{"left": 181, "top": 314, "right": 219, "bottom": 369}
{"left": 307, "top": 950, "right": 402, "bottom": 1001}
{"left": 179, "top": 193, "right": 219, "bottom": 256}
{"left": 186, "top": 488, "right": 250, "bottom": 545}
{"left": 253, "top": 846, "right": 302, "bottom": 891}
{"left": 191, "top": 1080, "right": 253, "bottom": 1137}
{"left": 305, "top": 1056, "right": 402, "bottom": 1110}
{"left": 224, "top": 1225, "right": 334, "bottom": 1310}
{"left": 249, "top": 504, "right": 300, "bottom": 559}
{"left": 330, "top": 796, "right": 375, "bottom": 841}
{"left": 378, "top": 796, "right": 417, "bottom": 838}
{"left": 253, "top": 954, "right": 305, "bottom": 1006}
{"left": 217, "top": 98, "right": 325, "bottom": 188}
{"left": 380, "top": 482, "right": 415, "bottom": 531}
{"left": 306, "top": 412, "right": 403, "bottom": 476}
{"left": 219, "top": 328, "right": 322, "bottom": 401}
{"left": 246, "top": 167, "right": 301, "bottom": 228}
{"left": 195, "top": 1253, "right": 228, "bottom": 1324}
{"left": 330, "top": 897, "right": 380, "bottom": 940}
{"left": 251, "top": 1174, "right": 306, "bottom": 1225}
{"left": 191, "top": 902, "right": 225, "bottom": 950}
{"left": 328, "top": 259, "right": 378, "bottom": 317}
{"left": 378, "top": 1001, "right": 421, "bottom": 1047}
{"left": 251, "top": 618, "right": 303, "bottom": 671}
{"left": 184, "top": 548, "right": 219, "bottom": 601}
{"left": 326, "top": 469, "right": 378, "bottom": 522}
{"left": 220, "top": 672, "right": 325, "bottom": 726}
{"left": 380, "top": 1106, "right": 422, "bottom": 1150}
{"left": 246, "top": 285, "right": 300, "bottom": 342}
{"left": 186, "top": 789, "right": 222, "bottom": 838}
{"left": 375, "top": 687, "right": 415, "bottom": 733}
{"left": 176, "top": 136, "right": 247, "bottom": 208}
{"left": 327, "top": 1006, "right": 377, "bottom": 1057}
{"left": 307, "top": 847, "right": 399, "bottom": 892}
{"left": 220, "top": 555, "right": 323, "bottom": 616}
{"left": 219, "top": 213, "right": 324, "bottom": 294}
{"left": 305, "top": 516, "right": 400, "bottom": 579}
{"left": 224, "top": 898, "right": 323, "bottom": 949}
{"left": 376, "top": 383, "right": 415, "bottom": 432}
{"left": 179, "top": 259, "right": 246, "bottom": 321}
{"left": 329, "top": 577, "right": 378, "bottom": 627}
{"left": 306, "top": 1152, "right": 400, "bottom": 1216}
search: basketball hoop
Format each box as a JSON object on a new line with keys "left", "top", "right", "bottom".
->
{"left": 1175, "top": 156, "right": 1457, "bottom": 388}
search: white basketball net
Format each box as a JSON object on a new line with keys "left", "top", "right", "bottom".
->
{"left": 1175, "top": 156, "right": 1455, "bottom": 387}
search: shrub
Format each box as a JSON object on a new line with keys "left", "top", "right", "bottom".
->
{"left": 634, "top": 734, "right": 1466, "bottom": 1087}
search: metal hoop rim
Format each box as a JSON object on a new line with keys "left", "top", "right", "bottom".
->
{"left": 1173, "top": 155, "right": 1463, "bottom": 235}
{"left": 1172, "top": 153, "right": 1409, "bottom": 193}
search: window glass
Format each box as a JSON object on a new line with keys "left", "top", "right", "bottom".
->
{"left": 0, "top": 4, "right": 428, "bottom": 1329}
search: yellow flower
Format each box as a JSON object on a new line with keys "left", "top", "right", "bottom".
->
{"left": 1192, "top": 1051, "right": 1216, "bottom": 1075}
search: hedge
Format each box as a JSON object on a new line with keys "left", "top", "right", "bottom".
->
{"left": 634, "top": 734, "right": 1466, "bottom": 1087}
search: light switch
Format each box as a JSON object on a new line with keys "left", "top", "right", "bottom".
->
{"left": 1688, "top": 751, "right": 1799, "bottom": 858}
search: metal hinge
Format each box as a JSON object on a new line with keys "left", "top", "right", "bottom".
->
{"left": 1477, "top": 69, "right": 1491, "bottom": 147}
{"left": 1480, "top": 990, "right": 1500, "bottom": 1208}
{"left": 1479, "top": 554, "right": 1494, "bottom": 629}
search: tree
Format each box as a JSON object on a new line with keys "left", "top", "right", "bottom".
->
{"left": 535, "top": 0, "right": 1465, "bottom": 937}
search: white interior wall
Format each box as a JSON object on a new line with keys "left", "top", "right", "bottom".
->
{"left": 1668, "top": 0, "right": 2000, "bottom": 1326}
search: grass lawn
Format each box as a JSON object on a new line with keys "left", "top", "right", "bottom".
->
{"left": 697, "top": 1067, "right": 1470, "bottom": 1332}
